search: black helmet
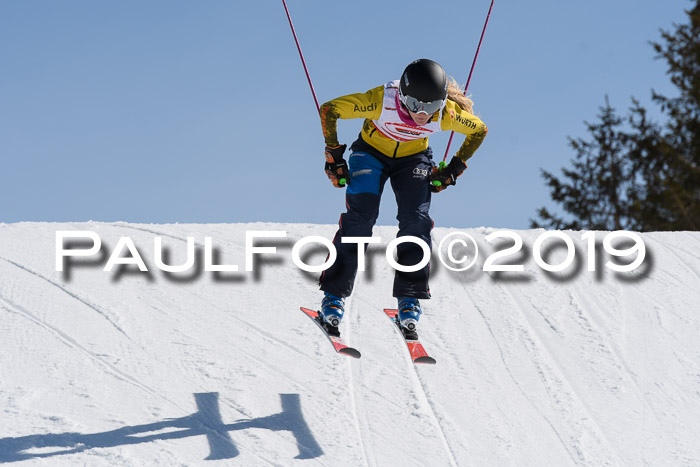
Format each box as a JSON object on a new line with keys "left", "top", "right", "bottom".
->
{"left": 399, "top": 59, "right": 448, "bottom": 114}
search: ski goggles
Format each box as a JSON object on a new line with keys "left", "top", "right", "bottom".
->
{"left": 399, "top": 91, "right": 445, "bottom": 115}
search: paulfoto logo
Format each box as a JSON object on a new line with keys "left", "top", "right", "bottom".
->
{"left": 55, "top": 229, "right": 647, "bottom": 276}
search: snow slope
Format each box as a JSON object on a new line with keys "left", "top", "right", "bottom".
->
{"left": 1, "top": 222, "right": 699, "bottom": 466}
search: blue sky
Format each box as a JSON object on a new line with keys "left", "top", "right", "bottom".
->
{"left": 0, "top": 0, "right": 691, "bottom": 228}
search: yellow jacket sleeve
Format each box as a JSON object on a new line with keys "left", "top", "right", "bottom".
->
{"left": 320, "top": 85, "right": 384, "bottom": 147}
{"left": 440, "top": 100, "right": 488, "bottom": 162}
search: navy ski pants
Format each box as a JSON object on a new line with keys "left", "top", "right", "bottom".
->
{"left": 319, "top": 145, "right": 434, "bottom": 299}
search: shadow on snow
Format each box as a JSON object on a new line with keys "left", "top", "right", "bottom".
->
{"left": 0, "top": 392, "right": 323, "bottom": 463}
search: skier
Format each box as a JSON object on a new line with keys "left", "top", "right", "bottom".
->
{"left": 318, "top": 58, "right": 488, "bottom": 339}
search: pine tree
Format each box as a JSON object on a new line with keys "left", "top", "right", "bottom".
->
{"left": 533, "top": 1, "right": 700, "bottom": 231}
{"left": 644, "top": 0, "right": 700, "bottom": 229}
{"left": 532, "top": 97, "right": 636, "bottom": 230}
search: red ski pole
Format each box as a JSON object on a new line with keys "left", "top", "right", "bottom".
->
{"left": 282, "top": 1, "right": 347, "bottom": 186}
{"left": 439, "top": 0, "right": 495, "bottom": 168}
{"left": 282, "top": 0, "right": 320, "bottom": 114}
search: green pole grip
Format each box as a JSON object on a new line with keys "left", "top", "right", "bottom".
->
{"left": 339, "top": 178, "right": 347, "bottom": 186}
{"left": 431, "top": 161, "right": 447, "bottom": 186}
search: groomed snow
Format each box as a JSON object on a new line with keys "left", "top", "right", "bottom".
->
{"left": 1, "top": 222, "right": 699, "bottom": 466}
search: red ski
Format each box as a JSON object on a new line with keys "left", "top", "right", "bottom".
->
{"left": 300, "top": 307, "right": 361, "bottom": 359}
{"left": 383, "top": 309, "right": 436, "bottom": 364}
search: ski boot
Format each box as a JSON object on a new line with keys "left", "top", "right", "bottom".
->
{"left": 319, "top": 292, "right": 344, "bottom": 337}
{"left": 397, "top": 297, "right": 422, "bottom": 340}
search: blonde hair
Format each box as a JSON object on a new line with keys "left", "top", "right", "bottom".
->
{"left": 446, "top": 77, "right": 474, "bottom": 114}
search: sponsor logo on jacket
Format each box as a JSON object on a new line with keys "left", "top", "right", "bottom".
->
{"left": 354, "top": 102, "right": 377, "bottom": 113}
{"left": 454, "top": 113, "right": 477, "bottom": 130}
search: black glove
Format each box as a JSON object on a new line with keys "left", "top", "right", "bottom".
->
{"left": 429, "top": 156, "right": 467, "bottom": 193}
{"left": 324, "top": 144, "right": 350, "bottom": 188}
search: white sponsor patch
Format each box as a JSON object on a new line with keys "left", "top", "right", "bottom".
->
{"left": 352, "top": 169, "right": 372, "bottom": 177}
{"left": 413, "top": 168, "right": 429, "bottom": 178}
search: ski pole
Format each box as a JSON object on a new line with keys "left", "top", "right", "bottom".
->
{"left": 434, "top": 0, "right": 495, "bottom": 187}
{"left": 282, "top": 0, "right": 346, "bottom": 186}
{"left": 282, "top": 0, "right": 320, "bottom": 113}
